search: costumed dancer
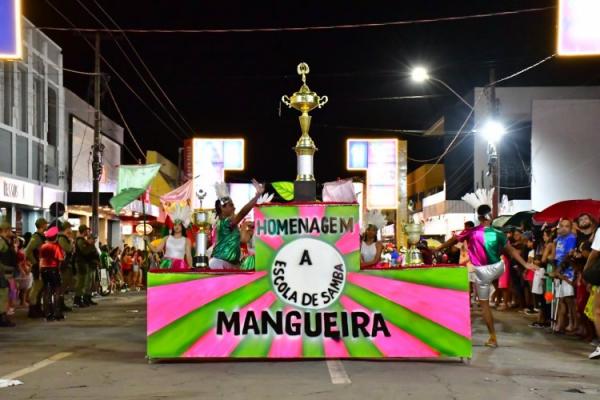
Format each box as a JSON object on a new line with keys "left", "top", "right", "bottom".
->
{"left": 151, "top": 204, "right": 193, "bottom": 270}
{"left": 209, "top": 179, "right": 265, "bottom": 270}
{"left": 360, "top": 210, "right": 386, "bottom": 269}
{"left": 436, "top": 190, "right": 536, "bottom": 348}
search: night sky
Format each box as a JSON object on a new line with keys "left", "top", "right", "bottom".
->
{"left": 23, "top": 0, "right": 600, "bottom": 183}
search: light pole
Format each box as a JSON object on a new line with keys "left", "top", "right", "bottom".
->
{"left": 410, "top": 67, "right": 474, "bottom": 111}
{"left": 480, "top": 119, "right": 506, "bottom": 217}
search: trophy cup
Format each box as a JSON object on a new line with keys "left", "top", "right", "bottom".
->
{"left": 193, "top": 190, "right": 210, "bottom": 268}
{"left": 281, "top": 62, "right": 328, "bottom": 201}
{"left": 404, "top": 223, "right": 424, "bottom": 266}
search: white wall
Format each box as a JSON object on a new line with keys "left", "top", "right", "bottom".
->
{"left": 473, "top": 86, "right": 600, "bottom": 193}
{"left": 531, "top": 99, "right": 600, "bottom": 210}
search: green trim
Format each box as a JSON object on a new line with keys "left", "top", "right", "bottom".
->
{"left": 361, "top": 267, "right": 469, "bottom": 291}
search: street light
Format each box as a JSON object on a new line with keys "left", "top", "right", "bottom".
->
{"left": 480, "top": 120, "right": 506, "bottom": 144}
{"left": 410, "top": 67, "right": 474, "bottom": 110}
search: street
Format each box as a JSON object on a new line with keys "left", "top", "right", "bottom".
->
{"left": 1, "top": 293, "right": 599, "bottom": 400}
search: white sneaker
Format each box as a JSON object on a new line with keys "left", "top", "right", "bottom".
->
{"left": 588, "top": 346, "right": 600, "bottom": 360}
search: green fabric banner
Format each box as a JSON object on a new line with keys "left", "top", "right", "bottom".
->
{"left": 109, "top": 164, "right": 161, "bottom": 214}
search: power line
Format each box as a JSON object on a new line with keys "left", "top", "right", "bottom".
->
{"left": 106, "top": 82, "right": 146, "bottom": 160}
{"left": 44, "top": 0, "right": 185, "bottom": 142}
{"left": 73, "top": 0, "right": 190, "bottom": 137}
{"left": 92, "top": 0, "right": 195, "bottom": 134}
{"left": 37, "top": 6, "right": 555, "bottom": 34}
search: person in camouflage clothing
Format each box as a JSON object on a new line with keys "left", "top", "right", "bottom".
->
{"left": 57, "top": 221, "right": 74, "bottom": 312}
{"left": 25, "top": 218, "right": 48, "bottom": 318}
{"left": 74, "top": 225, "right": 99, "bottom": 307}
{"left": 0, "top": 221, "right": 17, "bottom": 327}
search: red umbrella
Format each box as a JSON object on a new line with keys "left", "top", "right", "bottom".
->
{"left": 533, "top": 199, "right": 600, "bottom": 224}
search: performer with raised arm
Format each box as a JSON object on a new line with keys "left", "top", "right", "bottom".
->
{"left": 209, "top": 180, "right": 265, "bottom": 270}
{"left": 437, "top": 203, "right": 537, "bottom": 348}
{"left": 151, "top": 204, "right": 193, "bottom": 270}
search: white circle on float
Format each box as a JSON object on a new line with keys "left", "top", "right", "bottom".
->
{"left": 271, "top": 237, "right": 346, "bottom": 310}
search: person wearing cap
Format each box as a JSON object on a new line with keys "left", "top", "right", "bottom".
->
{"left": 74, "top": 225, "right": 98, "bottom": 307}
{"left": 25, "top": 217, "right": 48, "bottom": 318}
{"left": 39, "top": 226, "right": 65, "bottom": 321}
{"left": 436, "top": 204, "right": 537, "bottom": 348}
{"left": 57, "top": 221, "right": 74, "bottom": 312}
{"left": 0, "top": 221, "right": 17, "bottom": 327}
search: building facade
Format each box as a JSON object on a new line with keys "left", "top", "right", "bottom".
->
{"left": 0, "top": 19, "right": 66, "bottom": 234}
{"left": 65, "top": 88, "right": 123, "bottom": 247}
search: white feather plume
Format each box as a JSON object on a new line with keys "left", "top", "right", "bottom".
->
{"left": 169, "top": 203, "right": 192, "bottom": 227}
{"left": 214, "top": 182, "right": 230, "bottom": 200}
{"left": 461, "top": 188, "right": 495, "bottom": 210}
{"left": 257, "top": 193, "right": 274, "bottom": 205}
{"left": 362, "top": 209, "right": 387, "bottom": 232}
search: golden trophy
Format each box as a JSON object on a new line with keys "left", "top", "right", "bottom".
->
{"left": 404, "top": 223, "right": 424, "bottom": 266}
{"left": 192, "top": 190, "right": 210, "bottom": 268}
{"left": 281, "top": 62, "right": 328, "bottom": 200}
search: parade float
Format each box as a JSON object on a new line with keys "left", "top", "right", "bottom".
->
{"left": 146, "top": 63, "right": 472, "bottom": 361}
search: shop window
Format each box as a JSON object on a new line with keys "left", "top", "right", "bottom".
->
{"left": 0, "top": 128, "right": 11, "bottom": 174}
{"left": 16, "top": 135, "right": 28, "bottom": 178}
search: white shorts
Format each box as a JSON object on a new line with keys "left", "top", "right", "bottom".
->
{"left": 16, "top": 272, "right": 33, "bottom": 290}
{"left": 557, "top": 281, "right": 575, "bottom": 298}
{"left": 208, "top": 258, "right": 238, "bottom": 270}
{"left": 531, "top": 268, "right": 545, "bottom": 295}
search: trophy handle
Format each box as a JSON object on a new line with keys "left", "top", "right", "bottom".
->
{"left": 281, "top": 95, "right": 291, "bottom": 107}
{"left": 318, "top": 96, "right": 329, "bottom": 108}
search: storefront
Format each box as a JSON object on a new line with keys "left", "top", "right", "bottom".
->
{"left": 0, "top": 175, "right": 66, "bottom": 235}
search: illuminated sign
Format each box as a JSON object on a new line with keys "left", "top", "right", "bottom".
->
{"left": 347, "top": 139, "right": 398, "bottom": 209}
{"left": 558, "top": 0, "right": 600, "bottom": 56}
{"left": 0, "top": 0, "right": 22, "bottom": 59}
{"left": 190, "top": 138, "right": 245, "bottom": 208}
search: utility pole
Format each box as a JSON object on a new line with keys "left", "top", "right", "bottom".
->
{"left": 91, "top": 33, "right": 104, "bottom": 238}
{"left": 488, "top": 67, "right": 500, "bottom": 218}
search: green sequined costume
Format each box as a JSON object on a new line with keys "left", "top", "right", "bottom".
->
{"left": 211, "top": 217, "right": 241, "bottom": 265}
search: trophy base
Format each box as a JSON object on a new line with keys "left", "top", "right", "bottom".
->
{"left": 193, "top": 256, "right": 209, "bottom": 269}
{"left": 294, "top": 181, "right": 316, "bottom": 201}
{"left": 405, "top": 248, "right": 424, "bottom": 267}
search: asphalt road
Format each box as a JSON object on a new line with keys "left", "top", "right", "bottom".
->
{"left": 1, "top": 293, "right": 599, "bottom": 400}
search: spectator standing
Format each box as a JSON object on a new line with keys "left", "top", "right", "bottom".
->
{"left": 25, "top": 218, "right": 48, "bottom": 318}
{"left": 74, "top": 225, "right": 98, "bottom": 307}
{"left": 57, "top": 222, "right": 74, "bottom": 313}
{"left": 583, "top": 226, "right": 600, "bottom": 359}
{"left": 553, "top": 219, "right": 577, "bottom": 333}
{"left": 39, "top": 227, "right": 64, "bottom": 321}
{"left": 0, "top": 221, "right": 16, "bottom": 327}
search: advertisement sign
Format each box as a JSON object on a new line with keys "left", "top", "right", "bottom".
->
{"left": 0, "top": 0, "right": 21, "bottom": 59}
{"left": 558, "top": 0, "right": 600, "bottom": 56}
{"left": 347, "top": 139, "right": 398, "bottom": 209}
{"left": 147, "top": 203, "right": 471, "bottom": 359}
{"left": 189, "top": 138, "right": 245, "bottom": 208}
{"left": 0, "top": 176, "right": 40, "bottom": 207}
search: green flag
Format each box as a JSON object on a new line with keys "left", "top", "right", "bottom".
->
{"left": 110, "top": 164, "right": 161, "bottom": 214}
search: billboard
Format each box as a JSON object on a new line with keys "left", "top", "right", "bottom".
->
{"left": 558, "top": 0, "right": 600, "bottom": 56}
{"left": 189, "top": 138, "right": 245, "bottom": 208}
{"left": 0, "top": 0, "right": 22, "bottom": 59}
{"left": 71, "top": 117, "right": 121, "bottom": 194}
{"left": 347, "top": 139, "right": 399, "bottom": 209}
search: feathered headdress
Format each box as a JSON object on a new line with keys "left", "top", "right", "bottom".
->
{"left": 169, "top": 203, "right": 192, "bottom": 227}
{"left": 461, "top": 188, "right": 495, "bottom": 220}
{"left": 214, "top": 182, "right": 232, "bottom": 206}
{"left": 362, "top": 209, "right": 387, "bottom": 233}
